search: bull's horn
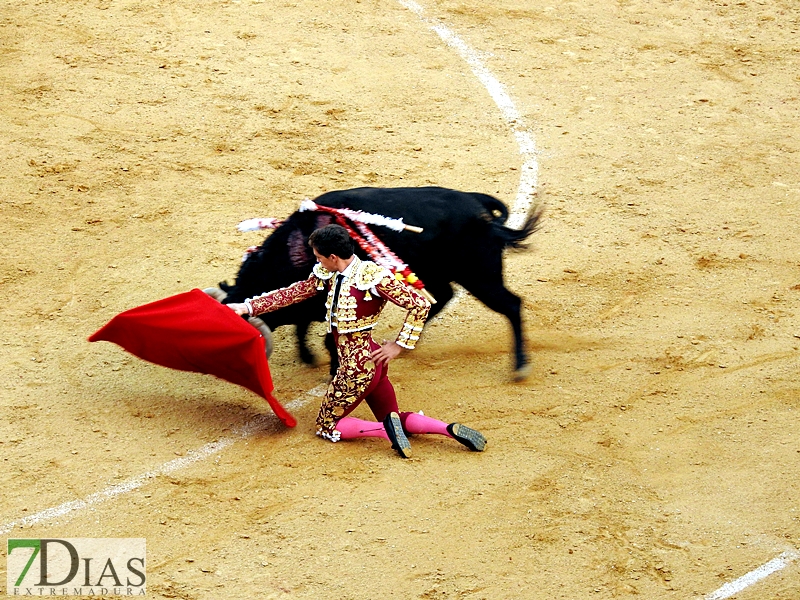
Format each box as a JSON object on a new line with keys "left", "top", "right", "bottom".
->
{"left": 248, "top": 316, "right": 274, "bottom": 358}
{"left": 203, "top": 287, "right": 227, "bottom": 302}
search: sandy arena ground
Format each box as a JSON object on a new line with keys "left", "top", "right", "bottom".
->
{"left": 1, "top": 0, "right": 799, "bottom": 598}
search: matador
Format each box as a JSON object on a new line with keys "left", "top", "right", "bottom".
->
{"left": 228, "top": 224, "right": 486, "bottom": 458}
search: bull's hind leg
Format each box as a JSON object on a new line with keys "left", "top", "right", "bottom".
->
{"left": 459, "top": 279, "right": 529, "bottom": 381}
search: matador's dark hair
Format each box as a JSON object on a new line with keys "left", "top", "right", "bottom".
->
{"left": 308, "top": 224, "right": 355, "bottom": 259}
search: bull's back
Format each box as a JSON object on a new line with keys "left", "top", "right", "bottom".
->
{"left": 316, "top": 187, "right": 492, "bottom": 227}
{"left": 314, "top": 187, "right": 497, "bottom": 265}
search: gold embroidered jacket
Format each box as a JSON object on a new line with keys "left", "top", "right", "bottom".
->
{"left": 245, "top": 257, "right": 431, "bottom": 349}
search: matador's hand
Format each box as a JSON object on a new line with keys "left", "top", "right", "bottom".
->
{"left": 371, "top": 340, "right": 403, "bottom": 366}
{"left": 226, "top": 303, "right": 250, "bottom": 316}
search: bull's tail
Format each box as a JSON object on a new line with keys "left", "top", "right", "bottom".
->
{"left": 491, "top": 204, "right": 543, "bottom": 249}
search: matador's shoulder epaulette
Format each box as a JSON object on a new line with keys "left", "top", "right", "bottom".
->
{"left": 353, "top": 260, "right": 391, "bottom": 290}
{"left": 312, "top": 263, "right": 335, "bottom": 280}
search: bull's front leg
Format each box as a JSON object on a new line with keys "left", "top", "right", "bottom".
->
{"left": 324, "top": 332, "right": 339, "bottom": 377}
{"left": 295, "top": 321, "right": 316, "bottom": 366}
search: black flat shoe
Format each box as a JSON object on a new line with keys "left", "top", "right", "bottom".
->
{"left": 446, "top": 423, "right": 487, "bottom": 452}
{"left": 383, "top": 412, "right": 412, "bottom": 458}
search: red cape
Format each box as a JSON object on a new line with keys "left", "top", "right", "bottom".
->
{"left": 88, "top": 288, "right": 296, "bottom": 427}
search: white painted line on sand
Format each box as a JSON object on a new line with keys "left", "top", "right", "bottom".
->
{"left": 0, "top": 386, "right": 325, "bottom": 535}
{"left": 397, "top": 0, "right": 539, "bottom": 228}
{"left": 703, "top": 549, "right": 799, "bottom": 599}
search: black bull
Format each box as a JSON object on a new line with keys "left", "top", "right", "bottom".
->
{"left": 214, "top": 186, "right": 541, "bottom": 380}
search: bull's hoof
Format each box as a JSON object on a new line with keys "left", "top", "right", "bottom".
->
{"left": 299, "top": 348, "right": 317, "bottom": 367}
{"left": 203, "top": 287, "right": 227, "bottom": 303}
{"left": 248, "top": 316, "right": 274, "bottom": 358}
{"left": 513, "top": 362, "right": 531, "bottom": 382}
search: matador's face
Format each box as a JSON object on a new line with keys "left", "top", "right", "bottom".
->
{"left": 312, "top": 248, "right": 341, "bottom": 273}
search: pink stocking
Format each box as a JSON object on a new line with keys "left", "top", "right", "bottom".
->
{"left": 400, "top": 412, "right": 451, "bottom": 437}
{"left": 335, "top": 417, "right": 389, "bottom": 440}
